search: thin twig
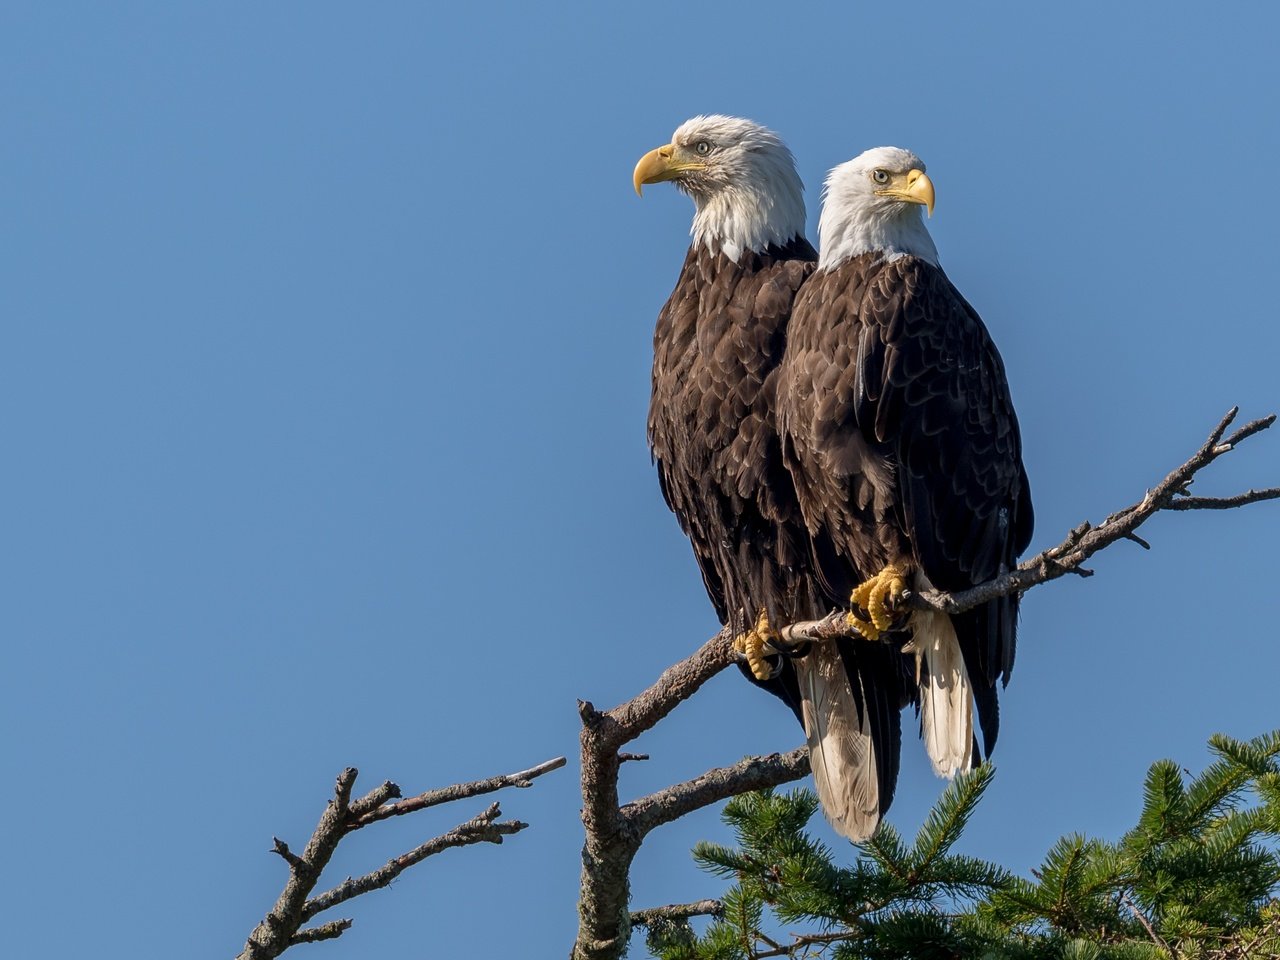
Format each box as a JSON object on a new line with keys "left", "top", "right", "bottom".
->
{"left": 1122, "top": 889, "right": 1175, "bottom": 956}
{"left": 353, "top": 756, "right": 566, "bottom": 827}
{"left": 605, "top": 629, "right": 742, "bottom": 746}
{"left": 752, "top": 928, "right": 862, "bottom": 958}
{"left": 347, "top": 780, "right": 402, "bottom": 819}
{"left": 287, "top": 919, "right": 352, "bottom": 946}
{"left": 631, "top": 900, "right": 724, "bottom": 926}
{"left": 1164, "top": 489, "right": 1280, "bottom": 511}
{"left": 271, "top": 838, "right": 304, "bottom": 870}
{"left": 301, "top": 802, "right": 525, "bottom": 921}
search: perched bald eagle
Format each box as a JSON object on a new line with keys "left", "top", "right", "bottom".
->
{"left": 778, "top": 147, "right": 1033, "bottom": 785}
{"left": 636, "top": 117, "right": 909, "bottom": 840}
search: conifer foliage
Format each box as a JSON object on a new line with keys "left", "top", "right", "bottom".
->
{"left": 645, "top": 732, "right": 1280, "bottom": 959}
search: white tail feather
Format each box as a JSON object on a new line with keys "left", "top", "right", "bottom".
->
{"left": 795, "top": 645, "right": 880, "bottom": 841}
{"left": 908, "top": 608, "right": 973, "bottom": 779}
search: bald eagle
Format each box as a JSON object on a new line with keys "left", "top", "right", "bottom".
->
{"left": 636, "top": 118, "right": 909, "bottom": 840}
{"left": 778, "top": 147, "right": 1033, "bottom": 786}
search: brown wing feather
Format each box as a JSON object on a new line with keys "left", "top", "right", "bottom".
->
{"left": 649, "top": 239, "right": 820, "bottom": 634}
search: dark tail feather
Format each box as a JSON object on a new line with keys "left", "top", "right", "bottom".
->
{"left": 953, "top": 595, "right": 1018, "bottom": 759}
{"left": 737, "top": 658, "right": 806, "bottom": 727}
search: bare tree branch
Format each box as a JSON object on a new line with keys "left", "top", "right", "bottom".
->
{"left": 271, "top": 838, "right": 305, "bottom": 870}
{"left": 778, "top": 408, "right": 1279, "bottom": 644}
{"left": 301, "top": 802, "right": 524, "bottom": 921}
{"left": 1164, "top": 489, "right": 1280, "bottom": 511}
{"left": 631, "top": 900, "right": 724, "bottom": 926}
{"left": 237, "top": 757, "right": 563, "bottom": 960}
{"left": 352, "top": 756, "right": 565, "bottom": 828}
{"left": 573, "top": 640, "right": 811, "bottom": 960}
{"left": 601, "top": 628, "right": 745, "bottom": 746}
{"left": 239, "top": 769, "right": 359, "bottom": 960}
{"left": 346, "top": 780, "right": 401, "bottom": 819}
{"left": 287, "top": 920, "right": 352, "bottom": 946}
{"left": 624, "top": 749, "right": 810, "bottom": 837}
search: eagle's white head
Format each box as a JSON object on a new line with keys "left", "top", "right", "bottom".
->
{"left": 818, "top": 146, "right": 939, "bottom": 270}
{"left": 633, "top": 115, "right": 806, "bottom": 262}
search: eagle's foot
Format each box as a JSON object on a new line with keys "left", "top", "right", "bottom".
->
{"left": 733, "top": 610, "right": 781, "bottom": 681}
{"left": 848, "top": 563, "right": 909, "bottom": 641}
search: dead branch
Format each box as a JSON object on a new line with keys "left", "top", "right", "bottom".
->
{"left": 352, "top": 756, "right": 565, "bottom": 827}
{"left": 631, "top": 899, "right": 725, "bottom": 927}
{"left": 287, "top": 920, "right": 351, "bottom": 946}
{"left": 623, "top": 749, "right": 810, "bottom": 837}
{"left": 573, "top": 643, "right": 812, "bottom": 960}
{"left": 300, "top": 802, "right": 524, "bottom": 922}
{"left": 237, "top": 756, "right": 563, "bottom": 960}
{"left": 778, "top": 408, "right": 1279, "bottom": 644}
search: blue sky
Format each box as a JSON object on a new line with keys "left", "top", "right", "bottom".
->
{"left": 2, "top": 3, "right": 1277, "bottom": 957}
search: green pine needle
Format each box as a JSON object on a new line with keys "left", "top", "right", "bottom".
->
{"left": 650, "top": 730, "right": 1280, "bottom": 959}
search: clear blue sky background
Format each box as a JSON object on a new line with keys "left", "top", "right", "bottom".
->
{"left": 2, "top": 3, "right": 1278, "bottom": 957}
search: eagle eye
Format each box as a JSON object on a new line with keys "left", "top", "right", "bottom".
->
{"left": 694, "top": 140, "right": 712, "bottom": 156}
{"left": 872, "top": 169, "right": 890, "bottom": 185}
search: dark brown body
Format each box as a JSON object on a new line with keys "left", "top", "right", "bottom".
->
{"left": 778, "top": 252, "right": 1034, "bottom": 753}
{"left": 648, "top": 238, "right": 820, "bottom": 635}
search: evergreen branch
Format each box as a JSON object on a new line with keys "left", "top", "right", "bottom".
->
{"left": 669, "top": 732, "right": 1280, "bottom": 958}
{"left": 1209, "top": 731, "right": 1280, "bottom": 780}
{"left": 1049, "top": 836, "right": 1093, "bottom": 931}
{"left": 1122, "top": 890, "right": 1174, "bottom": 957}
{"left": 861, "top": 824, "right": 910, "bottom": 881}
{"left": 1134, "top": 760, "right": 1190, "bottom": 841}
{"left": 907, "top": 764, "right": 994, "bottom": 875}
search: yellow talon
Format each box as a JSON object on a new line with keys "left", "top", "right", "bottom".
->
{"left": 734, "top": 610, "right": 780, "bottom": 680}
{"left": 849, "top": 563, "right": 909, "bottom": 638}
{"left": 846, "top": 609, "right": 881, "bottom": 642}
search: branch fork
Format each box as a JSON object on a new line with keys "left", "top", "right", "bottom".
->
{"left": 238, "top": 757, "right": 564, "bottom": 959}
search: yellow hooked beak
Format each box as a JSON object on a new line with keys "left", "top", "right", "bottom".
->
{"left": 875, "top": 168, "right": 935, "bottom": 217}
{"left": 633, "top": 143, "right": 707, "bottom": 196}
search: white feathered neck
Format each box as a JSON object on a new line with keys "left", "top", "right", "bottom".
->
{"left": 818, "top": 146, "right": 939, "bottom": 270}
{"left": 673, "top": 116, "right": 807, "bottom": 262}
